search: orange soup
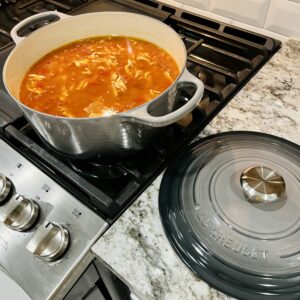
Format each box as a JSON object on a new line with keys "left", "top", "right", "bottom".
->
{"left": 19, "top": 36, "right": 180, "bottom": 118}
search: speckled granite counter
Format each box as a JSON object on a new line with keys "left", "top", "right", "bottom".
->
{"left": 92, "top": 39, "right": 300, "bottom": 300}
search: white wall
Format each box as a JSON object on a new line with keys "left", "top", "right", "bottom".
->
{"left": 158, "top": 0, "right": 300, "bottom": 41}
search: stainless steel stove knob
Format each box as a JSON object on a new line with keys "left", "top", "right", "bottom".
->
{"left": 0, "top": 174, "right": 12, "bottom": 203}
{"left": 26, "top": 221, "right": 69, "bottom": 262}
{"left": 241, "top": 166, "right": 286, "bottom": 203}
{"left": 0, "top": 194, "right": 39, "bottom": 231}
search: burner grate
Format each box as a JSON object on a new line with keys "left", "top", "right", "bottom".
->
{"left": 0, "top": 0, "right": 93, "bottom": 49}
{"left": 166, "top": 14, "right": 280, "bottom": 104}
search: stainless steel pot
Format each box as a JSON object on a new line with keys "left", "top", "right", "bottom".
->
{"left": 3, "top": 11, "right": 204, "bottom": 159}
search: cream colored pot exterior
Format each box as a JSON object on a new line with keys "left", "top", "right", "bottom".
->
{"left": 3, "top": 11, "right": 204, "bottom": 158}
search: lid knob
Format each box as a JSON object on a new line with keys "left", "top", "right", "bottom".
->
{"left": 241, "top": 166, "right": 286, "bottom": 203}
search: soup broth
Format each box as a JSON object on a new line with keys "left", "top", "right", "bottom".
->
{"left": 19, "top": 36, "right": 180, "bottom": 118}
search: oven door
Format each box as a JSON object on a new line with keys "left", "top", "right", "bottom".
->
{"left": 0, "top": 268, "right": 31, "bottom": 300}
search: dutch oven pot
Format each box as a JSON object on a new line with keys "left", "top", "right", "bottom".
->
{"left": 3, "top": 11, "right": 204, "bottom": 159}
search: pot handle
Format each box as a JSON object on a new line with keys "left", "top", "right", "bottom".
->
{"left": 123, "top": 68, "right": 204, "bottom": 127}
{"left": 11, "top": 11, "right": 71, "bottom": 45}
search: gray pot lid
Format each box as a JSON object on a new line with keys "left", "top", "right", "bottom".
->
{"left": 159, "top": 132, "right": 300, "bottom": 300}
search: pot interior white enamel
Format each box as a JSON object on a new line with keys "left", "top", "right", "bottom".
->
{"left": 3, "top": 12, "right": 204, "bottom": 158}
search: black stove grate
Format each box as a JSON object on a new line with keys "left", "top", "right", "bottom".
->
{"left": 0, "top": 0, "right": 94, "bottom": 47}
{"left": 0, "top": 0, "right": 281, "bottom": 222}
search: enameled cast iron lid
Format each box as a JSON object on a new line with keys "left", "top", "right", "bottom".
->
{"left": 159, "top": 132, "right": 300, "bottom": 299}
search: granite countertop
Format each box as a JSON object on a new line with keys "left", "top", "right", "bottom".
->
{"left": 92, "top": 39, "right": 300, "bottom": 300}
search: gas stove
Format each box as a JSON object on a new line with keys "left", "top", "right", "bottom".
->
{"left": 0, "top": 0, "right": 281, "bottom": 299}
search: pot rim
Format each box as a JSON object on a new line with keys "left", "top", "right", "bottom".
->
{"left": 3, "top": 11, "right": 187, "bottom": 121}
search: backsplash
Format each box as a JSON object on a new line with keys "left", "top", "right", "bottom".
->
{"left": 159, "top": 0, "right": 300, "bottom": 41}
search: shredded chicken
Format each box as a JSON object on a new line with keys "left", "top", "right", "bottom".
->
{"left": 136, "top": 54, "right": 153, "bottom": 64}
{"left": 73, "top": 58, "right": 89, "bottom": 67}
{"left": 97, "top": 66, "right": 106, "bottom": 70}
{"left": 59, "top": 86, "right": 69, "bottom": 101}
{"left": 117, "top": 44, "right": 126, "bottom": 52}
{"left": 164, "top": 70, "right": 173, "bottom": 83}
{"left": 28, "top": 74, "right": 46, "bottom": 80}
{"left": 84, "top": 100, "right": 103, "bottom": 115}
{"left": 150, "top": 89, "right": 161, "bottom": 97}
{"left": 82, "top": 67, "right": 92, "bottom": 75}
{"left": 69, "top": 83, "right": 75, "bottom": 91}
{"left": 124, "top": 59, "right": 134, "bottom": 76}
{"left": 58, "top": 105, "right": 75, "bottom": 117}
{"left": 111, "top": 73, "right": 127, "bottom": 96}
{"left": 76, "top": 79, "right": 89, "bottom": 90}
{"left": 26, "top": 78, "right": 44, "bottom": 94}
{"left": 26, "top": 86, "right": 43, "bottom": 94}
{"left": 90, "top": 51, "right": 109, "bottom": 58}
{"left": 134, "top": 70, "right": 143, "bottom": 79}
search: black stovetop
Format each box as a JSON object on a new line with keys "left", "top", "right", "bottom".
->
{"left": 0, "top": 0, "right": 281, "bottom": 223}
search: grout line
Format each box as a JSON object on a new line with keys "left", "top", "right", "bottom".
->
{"left": 262, "top": 0, "right": 273, "bottom": 29}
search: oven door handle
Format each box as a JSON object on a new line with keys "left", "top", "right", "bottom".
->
{"left": 11, "top": 11, "right": 71, "bottom": 45}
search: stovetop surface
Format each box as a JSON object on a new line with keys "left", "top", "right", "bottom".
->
{"left": 0, "top": 0, "right": 281, "bottom": 223}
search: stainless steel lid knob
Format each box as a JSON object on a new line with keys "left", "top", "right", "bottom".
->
{"left": 241, "top": 166, "right": 286, "bottom": 203}
{"left": 0, "top": 194, "right": 39, "bottom": 231}
{"left": 0, "top": 174, "right": 12, "bottom": 203}
{"left": 26, "top": 221, "right": 69, "bottom": 262}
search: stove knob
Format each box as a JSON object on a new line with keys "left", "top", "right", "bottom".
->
{"left": 0, "top": 174, "right": 12, "bottom": 203}
{"left": 241, "top": 166, "right": 286, "bottom": 203}
{"left": 0, "top": 194, "right": 39, "bottom": 231}
{"left": 26, "top": 221, "right": 69, "bottom": 262}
